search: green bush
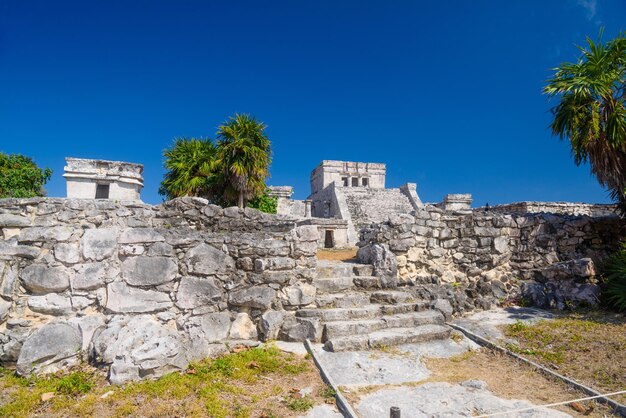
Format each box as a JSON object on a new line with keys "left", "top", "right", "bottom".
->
{"left": 0, "top": 152, "right": 52, "bottom": 198}
{"left": 603, "top": 242, "right": 626, "bottom": 311}
{"left": 247, "top": 191, "right": 278, "bottom": 214}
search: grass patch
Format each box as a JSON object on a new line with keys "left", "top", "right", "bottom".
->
{"left": 504, "top": 311, "right": 626, "bottom": 403}
{"left": 0, "top": 345, "right": 329, "bottom": 417}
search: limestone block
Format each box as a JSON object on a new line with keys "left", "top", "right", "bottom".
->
{"left": 105, "top": 282, "right": 172, "bottom": 313}
{"left": 122, "top": 256, "right": 178, "bottom": 286}
{"left": 0, "top": 242, "right": 40, "bottom": 259}
{"left": 279, "top": 282, "right": 316, "bottom": 307}
{"left": 119, "top": 228, "right": 165, "bottom": 244}
{"left": 199, "top": 312, "right": 232, "bottom": 342}
{"left": 185, "top": 243, "right": 234, "bottom": 275}
{"left": 0, "top": 214, "right": 31, "bottom": 228}
{"left": 16, "top": 322, "right": 82, "bottom": 376}
{"left": 431, "top": 299, "right": 454, "bottom": 321}
{"left": 72, "top": 262, "right": 114, "bottom": 291}
{"left": 259, "top": 311, "right": 285, "bottom": 341}
{"left": 175, "top": 276, "right": 223, "bottom": 310}
{"left": 21, "top": 264, "right": 70, "bottom": 294}
{"left": 293, "top": 225, "right": 319, "bottom": 242}
{"left": 81, "top": 228, "right": 118, "bottom": 261}
{"left": 19, "top": 226, "right": 72, "bottom": 242}
{"left": 54, "top": 243, "right": 81, "bottom": 264}
{"left": 493, "top": 236, "right": 509, "bottom": 254}
{"left": 0, "top": 298, "right": 11, "bottom": 323}
{"left": 147, "top": 242, "right": 174, "bottom": 257}
{"left": 0, "top": 262, "right": 17, "bottom": 298}
{"left": 228, "top": 313, "right": 258, "bottom": 340}
{"left": 229, "top": 286, "right": 276, "bottom": 309}
{"left": 28, "top": 293, "right": 72, "bottom": 315}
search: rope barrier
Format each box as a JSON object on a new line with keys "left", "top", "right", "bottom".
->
{"left": 474, "top": 389, "right": 626, "bottom": 417}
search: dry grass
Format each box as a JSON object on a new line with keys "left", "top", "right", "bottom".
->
{"left": 424, "top": 349, "right": 618, "bottom": 417}
{"left": 503, "top": 310, "right": 626, "bottom": 404}
{"left": 316, "top": 247, "right": 358, "bottom": 261}
{"left": 0, "top": 345, "right": 333, "bottom": 418}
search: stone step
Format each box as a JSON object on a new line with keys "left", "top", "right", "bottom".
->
{"left": 324, "top": 324, "right": 451, "bottom": 352}
{"left": 353, "top": 276, "right": 382, "bottom": 289}
{"left": 315, "top": 293, "right": 370, "bottom": 308}
{"left": 322, "top": 310, "right": 444, "bottom": 340}
{"left": 316, "top": 262, "right": 354, "bottom": 279}
{"left": 312, "top": 277, "right": 354, "bottom": 293}
{"left": 296, "top": 302, "right": 427, "bottom": 322}
{"left": 352, "top": 264, "right": 373, "bottom": 276}
{"left": 369, "top": 290, "right": 414, "bottom": 304}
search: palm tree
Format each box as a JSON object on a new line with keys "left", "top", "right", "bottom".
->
{"left": 215, "top": 114, "right": 271, "bottom": 208}
{"left": 159, "top": 138, "right": 219, "bottom": 200}
{"left": 544, "top": 31, "right": 626, "bottom": 211}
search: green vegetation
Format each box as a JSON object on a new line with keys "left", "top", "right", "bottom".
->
{"left": 603, "top": 242, "right": 626, "bottom": 310}
{"left": 544, "top": 31, "right": 626, "bottom": 212}
{"left": 247, "top": 190, "right": 278, "bottom": 214}
{"left": 0, "top": 152, "right": 52, "bottom": 198}
{"left": 0, "top": 345, "right": 322, "bottom": 418}
{"left": 159, "top": 114, "right": 272, "bottom": 209}
{"left": 504, "top": 313, "right": 626, "bottom": 402}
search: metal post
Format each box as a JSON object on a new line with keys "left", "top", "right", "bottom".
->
{"left": 390, "top": 406, "right": 401, "bottom": 418}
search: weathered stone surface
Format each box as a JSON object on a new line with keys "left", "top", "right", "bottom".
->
{"left": 0, "top": 262, "right": 17, "bottom": 298}
{"left": 0, "top": 242, "right": 40, "bottom": 259}
{"left": 200, "top": 312, "right": 232, "bottom": 342}
{"left": 229, "top": 286, "right": 276, "bottom": 309}
{"left": 122, "top": 256, "right": 178, "bottom": 286}
{"left": 357, "top": 244, "right": 397, "bottom": 287}
{"left": 19, "top": 226, "right": 72, "bottom": 242}
{"left": 259, "top": 311, "right": 285, "bottom": 341}
{"left": 16, "top": 322, "right": 82, "bottom": 376}
{"left": 0, "top": 214, "right": 31, "bottom": 227}
{"left": 21, "top": 265, "right": 70, "bottom": 294}
{"left": 28, "top": 293, "right": 72, "bottom": 315}
{"left": 0, "top": 298, "right": 10, "bottom": 323}
{"left": 105, "top": 282, "right": 172, "bottom": 313}
{"left": 69, "top": 315, "right": 106, "bottom": 351}
{"left": 119, "top": 228, "right": 165, "bottom": 244}
{"left": 82, "top": 228, "right": 118, "bottom": 261}
{"left": 228, "top": 313, "right": 258, "bottom": 340}
{"left": 185, "top": 243, "right": 235, "bottom": 275}
{"left": 176, "top": 276, "right": 223, "bottom": 309}
{"left": 431, "top": 299, "right": 454, "bottom": 321}
{"left": 72, "top": 262, "right": 113, "bottom": 291}
{"left": 279, "top": 282, "right": 316, "bottom": 307}
{"left": 91, "top": 316, "right": 187, "bottom": 384}
{"left": 54, "top": 243, "right": 80, "bottom": 264}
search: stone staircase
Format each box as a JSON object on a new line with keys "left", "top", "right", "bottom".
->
{"left": 298, "top": 260, "right": 451, "bottom": 351}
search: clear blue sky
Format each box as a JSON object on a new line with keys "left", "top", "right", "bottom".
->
{"left": 1, "top": 0, "right": 624, "bottom": 205}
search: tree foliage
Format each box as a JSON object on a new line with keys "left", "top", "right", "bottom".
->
{"left": 215, "top": 114, "right": 271, "bottom": 208}
{"left": 0, "top": 152, "right": 52, "bottom": 198}
{"left": 247, "top": 191, "right": 278, "bottom": 214}
{"left": 159, "top": 114, "right": 272, "bottom": 208}
{"left": 603, "top": 241, "right": 626, "bottom": 311}
{"left": 544, "top": 31, "right": 626, "bottom": 211}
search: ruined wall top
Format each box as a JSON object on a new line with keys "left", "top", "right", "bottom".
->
{"left": 63, "top": 158, "right": 144, "bottom": 200}
{"left": 310, "top": 160, "right": 386, "bottom": 195}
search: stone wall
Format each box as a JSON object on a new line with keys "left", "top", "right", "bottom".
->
{"left": 0, "top": 197, "right": 319, "bottom": 383}
{"left": 358, "top": 205, "right": 625, "bottom": 311}
{"left": 488, "top": 201, "right": 618, "bottom": 217}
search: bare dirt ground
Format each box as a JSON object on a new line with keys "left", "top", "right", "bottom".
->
{"left": 424, "top": 348, "right": 618, "bottom": 417}
{"left": 316, "top": 247, "right": 358, "bottom": 261}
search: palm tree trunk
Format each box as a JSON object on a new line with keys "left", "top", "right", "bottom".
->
{"left": 238, "top": 191, "right": 244, "bottom": 209}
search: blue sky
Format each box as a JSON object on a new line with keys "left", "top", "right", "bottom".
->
{"left": 1, "top": 0, "right": 624, "bottom": 205}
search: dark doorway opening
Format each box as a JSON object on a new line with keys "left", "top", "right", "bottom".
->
{"left": 324, "top": 230, "right": 334, "bottom": 248}
{"left": 95, "top": 184, "right": 110, "bottom": 199}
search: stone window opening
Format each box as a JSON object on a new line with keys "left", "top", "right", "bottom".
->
{"left": 95, "top": 184, "right": 110, "bottom": 199}
{"left": 351, "top": 177, "right": 359, "bottom": 187}
{"left": 342, "top": 177, "right": 348, "bottom": 187}
{"left": 324, "top": 230, "right": 335, "bottom": 248}
{"left": 362, "top": 178, "right": 369, "bottom": 187}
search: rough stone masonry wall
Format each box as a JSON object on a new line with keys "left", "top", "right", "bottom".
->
{"left": 359, "top": 205, "right": 626, "bottom": 312}
{"left": 0, "top": 197, "right": 319, "bottom": 384}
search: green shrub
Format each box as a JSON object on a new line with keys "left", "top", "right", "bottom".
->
{"left": 55, "top": 372, "right": 93, "bottom": 396}
{"left": 247, "top": 191, "right": 278, "bottom": 214}
{"left": 603, "top": 242, "right": 626, "bottom": 311}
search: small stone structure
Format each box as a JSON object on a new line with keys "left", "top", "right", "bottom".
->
{"left": 310, "top": 160, "right": 386, "bottom": 193}
{"left": 268, "top": 186, "right": 311, "bottom": 218}
{"left": 64, "top": 158, "right": 144, "bottom": 201}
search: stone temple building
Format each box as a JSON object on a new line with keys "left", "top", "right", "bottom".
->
{"left": 64, "top": 158, "right": 144, "bottom": 201}
{"left": 273, "top": 160, "right": 471, "bottom": 246}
